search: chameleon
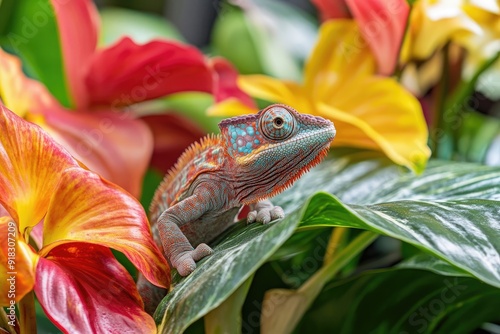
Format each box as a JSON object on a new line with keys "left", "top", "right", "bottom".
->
{"left": 137, "top": 104, "right": 336, "bottom": 314}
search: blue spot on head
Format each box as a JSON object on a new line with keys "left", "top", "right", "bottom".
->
{"left": 254, "top": 139, "right": 260, "bottom": 144}
{"left": 246, "top": 142, "right": 252, "bottom": 149}
{"left": 247, "top": 126, "right": 254, "bottom": 135}
{"left": 233, "top": 143, "right": 237, "bottom": 150}
{"left": 238, "top": 147, "right": 244, "bottom": 152}
{"left": 232, "top": 132, "right": 237, "bottom": 139}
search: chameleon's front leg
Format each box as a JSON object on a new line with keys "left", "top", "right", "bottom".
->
{"left": 157, "top": 187, "right": 216, "bottom": 276}
{"left": 247, "top": 199, "right": 285, "bottom": 224}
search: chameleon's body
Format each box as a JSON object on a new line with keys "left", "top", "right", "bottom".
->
{"left": 138, "top": 104, "right": 336, "bottom": 314}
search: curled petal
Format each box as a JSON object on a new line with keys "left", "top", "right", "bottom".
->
{"left": 85, "top": 37, "right": 213, "bottom": 107}
{"left": 0, "top": 217, "right": 38, "bottom": 305}
{"left": 346, "top": 0, "right": 410, "bottom": 75}
{"left": 318, "top": 76, "right": 430, "bottom": 172}
{"left": 0, "top": 105, "right": 78, "bottom": 232}
{"left": 237, "top": 75, "right": 312, "bottom": 112}
{"left": 41, "top": 168, "right": 169, "bottom": 288}
{"left": 209, "top": 57, "right": 256, "bottom": 108}
{"left": 142, "top": 113, "right": 205, "bottom": 174}
{"left": 42, "top": 107, "right": 153, "bottom": 197}
{"left": 35, "top": 243, "right": 155, "bottom": 333}
{"left": 51, "top": 0, "right": 99, "bottom": 108}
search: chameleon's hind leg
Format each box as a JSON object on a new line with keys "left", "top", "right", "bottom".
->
{"left": 156, "top": 188, "right": 216, "bottom": 276}
{"left": 247, "top": 199, "right": 285, "bottom": 224}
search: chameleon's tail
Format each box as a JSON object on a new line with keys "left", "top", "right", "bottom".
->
{"left": 137, "top": 272, "right": 168, "bottom": 315}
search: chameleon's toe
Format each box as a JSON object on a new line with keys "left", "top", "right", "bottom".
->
{"left": 174, "top": 254, "right": 197, "bottom": 276}
{"left": 247, "top": 211, "right": 258, "bottom": 224}
{"left": 270, "top": 206, "right": 285, "bottom": 220}
{"left": 192, "top": 243, "right": 213, "bottom": 261}
{"left": 256, "top": 210, "right": 272, "bottom": 224}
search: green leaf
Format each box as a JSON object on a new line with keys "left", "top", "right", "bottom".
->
{"left": 204, "top": 275, "right": 253, "bottom": 334}
{"left": 296, "top": 193, "right": 500, "bottom": 288}
{"left": 0, "top": 0, "right": 71, "bottom": 106}
{"left": 261, "top": 231, "right": 377, "bottom": 334}
{"left": 398, "top": 253, "right": 471, "bottom": 278}
{"left": 99, "top": 7, "right": 184, "bottom": 46}
{"left": 154, "top": 209, "right": 301, "bottom": 333}
{"left": 261, "top": 153, "right": 500, "bottom": 332}
{"left": 297, "top": 268, "right": 500, "bottom": 334}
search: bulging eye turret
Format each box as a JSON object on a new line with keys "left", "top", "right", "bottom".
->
{"left": 259, "top": 106, "right": 296, "bottom": 140}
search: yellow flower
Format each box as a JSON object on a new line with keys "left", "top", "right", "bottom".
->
{"left": 209, "top": 20, "right": 430, "bottom": 173}
{"left": 401, "top": 0, "right": 500, "bottom": 66}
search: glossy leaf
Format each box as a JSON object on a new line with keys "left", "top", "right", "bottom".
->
{"left": 155, "top": 210, "right": 300, "bottom": 333}
{"left": 41, "top": 167, "right": 169, "bottom": 288}
{"left": 258, "top": 153, "right": 500, "bottom": 332}
{"left": 297, "top": 268, "right": 500, "bottom": 334}
{"left": 297, "top": 193, "right": 500, "bottom": 287}
{"left": 35, "top": 243, "right": 155, "bottom": 333}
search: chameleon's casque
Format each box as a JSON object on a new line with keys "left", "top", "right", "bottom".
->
{"left": 139, "top": 104, "right": 335, "bottom": 314}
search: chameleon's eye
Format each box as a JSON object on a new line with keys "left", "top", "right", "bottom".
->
{"left": 259, "top": 106, "right": 296, "bottom": 140}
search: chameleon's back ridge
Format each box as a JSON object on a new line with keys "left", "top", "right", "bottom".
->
{"left": 139, "top": 104, "right": 336, "bottom": 315}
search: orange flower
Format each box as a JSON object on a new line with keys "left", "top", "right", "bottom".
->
{"left": 0, "top": 105, "right": 169, "bottom": 333}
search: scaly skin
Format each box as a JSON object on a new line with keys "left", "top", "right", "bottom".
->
{"left": 138, "top": 104, "right": 336, "bottom": 314}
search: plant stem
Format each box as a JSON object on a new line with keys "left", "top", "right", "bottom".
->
{"left": 324, "top": 227, "right": 348, "bottom": 264}
{"left": 0, "top": 307, "right": 17, "bottom": 334}
{"left": 18, "top": 291, "right": 36, "bottom": 334}
{"left": 300, "top": 231, "right": 378, "bottom": 293}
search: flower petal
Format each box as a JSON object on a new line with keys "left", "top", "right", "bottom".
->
{"left": 318, "top": 76, "right": 430, "bottom": 172}
{"left": 401, "top": 0, "right": 483, "bottom": 61}
{"left": 0, "top": 216, "right": 38, "bottom": 305}
{"left": 42, "top": 107, "right": 153, "bottom": 197}
{"left": 51, "top": 0, "right": 99, "bottom": 108}
{"left": 207, "top": 99, "right": 258, "bottom": 117}
{"left": 35, "top": 243, "right": 155, "bottom": 333}
{"left": 311, "top": 0, "right": 351, "bottom": 20}
{"left": 346, "top": 0, "right": 410, "bottom": 75}
{"left": 41, "top": 168, "right": 169, "bottom": 288}
{"left": 0, "top": 48, "right": 59, "bottom": 117}
{"left": 237, "top": 75, "right": 312, "bottom": 112}
{"left": 209, "top": 57, "right": 256, "bottom": 108}
{"left": 85, "top": 37, "right": 213, "bottom": 107}
{"left": 303, "top": 20, "right": 376, "bottom": 102}
{"left": 0, "top": 105, "right": 78, "bottom": 233}
{"left": 142, "top": 113, "right": 205, "bottom": 174}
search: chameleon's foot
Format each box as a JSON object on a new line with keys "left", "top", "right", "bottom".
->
{"left": 173, "top": 243, "right": 214, "bottom": 276}
{"left": 247, "top": 200, "right": 285, "bottom": 224}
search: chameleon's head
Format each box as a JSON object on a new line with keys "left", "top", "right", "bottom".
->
{"left": 219, "top": 104, "right": 336, "bottom": 202}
